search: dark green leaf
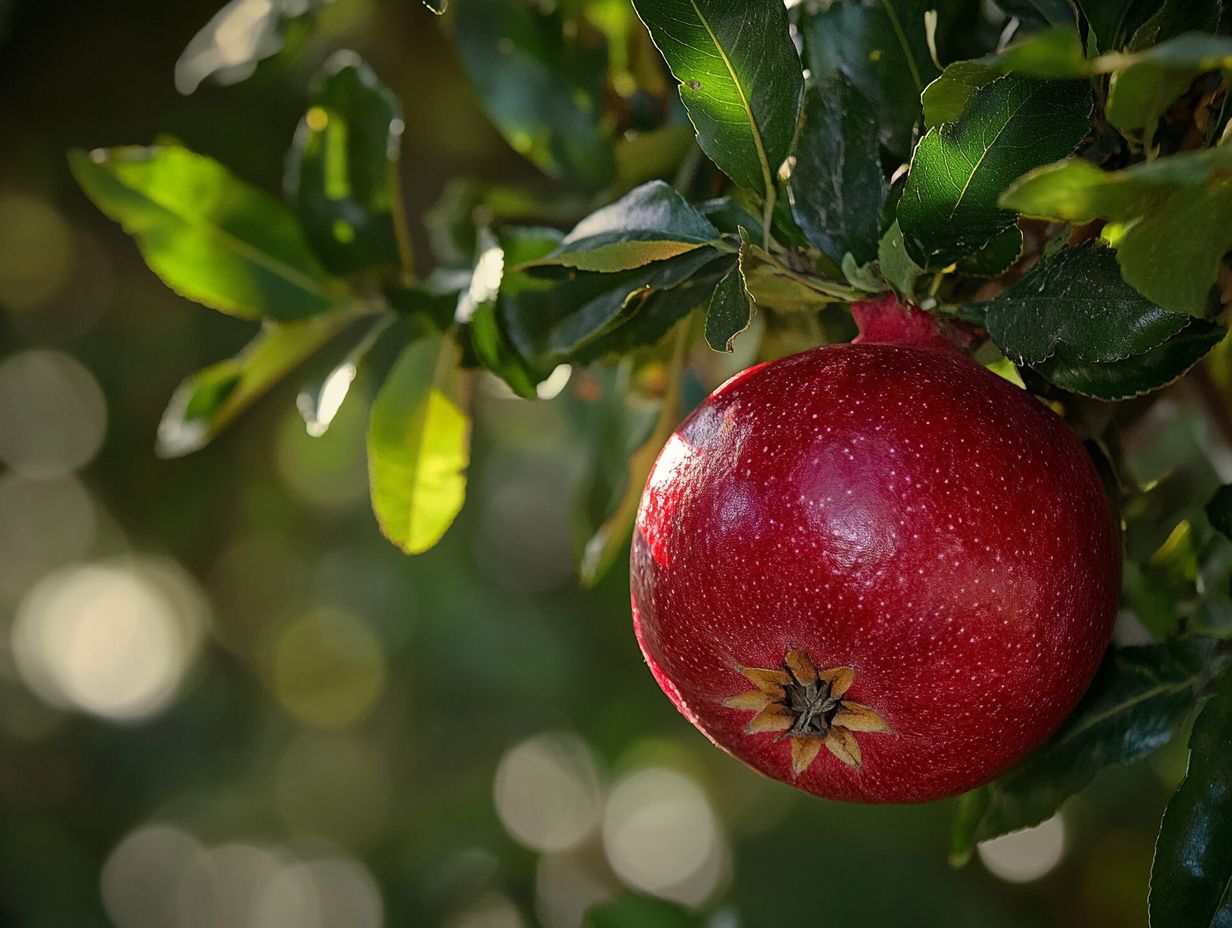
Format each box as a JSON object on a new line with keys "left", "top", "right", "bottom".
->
{"left": 899, "top": 76, "right": 1092, "bottom": 270}
{"left": 285, "top": 51, "right": 406, "bottom": 276}
{"left": 631, "top": 0, "right": 802, "bottom": 199}
{"left": 1207, "top": 485, "right": 1232, "bottom": 541}
{"left": 800, "top": 0, "right": 939, "bottom": 158}
{"left": 469, "top": 227, "right": 561, "bottom": 398}
{"left": 175, "top": 0, "right": 336, "bottom": 94}
{"left": 584, "top": 894, "right": 701, "bottom": 928}
{"left": 70, "top": 146, "right": 342, "bottom": 321}
{"left": 156, "top": 313, "right": 354, "bottom": 458}
{"left": 367, "top": 332, "right": 470, "bottom": 555}
{"left": 698, "top": 197, "right": 761, "bottom": 239}
{"left": 535, "top": 180, "right": 719, "bottom": 272}
{"left": 704, "top": 235, "right": 753, "bottom": 352}
{"left": 614, "top": 125, "right": 698, "bottom": 190}
{"left": 950, "top": 639, "right": 1211, "bottom": 866}
{"left": 998, "top": 0, "right": 1078, "bottom": 29}
{"left": 787, "top": 76, "right": 887, "bottom": 267}
{"left": 1035, "top": 319, "right": 1226, "bottom": 399}
{"left": 955, "top": 224, "right": 1023, "bottom": 277}
{"left": 502, "top": 248, "right": 722, "bottom": 367}
{"left": 1127, "top": 0, "right": 1221, "bottom": 52}
{"left": 1150, "top": 667, "right": 1232, "bottom": 928}
{"left": 981, "top": 242, "right": 1188, "bottom": 366}
{"left": 1076, "top": 0, "right": 1156, "bottom": 54}
{"left": 454, "top": 0, "right": 615, "bottom": 190}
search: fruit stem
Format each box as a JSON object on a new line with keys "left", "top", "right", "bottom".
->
{"left": 851, "top": 292, "right": 976, "bottom": 354}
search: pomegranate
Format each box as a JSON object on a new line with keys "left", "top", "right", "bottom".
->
{"left": 630, "top": 295, "right": 1121, "bottom": 803}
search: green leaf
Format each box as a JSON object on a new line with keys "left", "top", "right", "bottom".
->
{"left": 899, "top": 76, "right": 1092, "bottom": 270}
{"left": 501, "top": 248, "right": 723, "bottom": 367}
{"left": 468, "top": 227, "right": 560, "bottom": 398}
{"left": 156, "top": 313, "right": 354, "bottom": 458}
{"left": 1003, "top": 148, "right": 1232, "bottom": 316}
{"left": 631, "top": 0, "right": 802, "bottom": 199}
{"left": 1076, "top": 0, "right": 1156, "bottom": 55}
{"left": 877, "top": 221, "right": 923, "bottom": 297}
{"left": 285, "top": 51, "right": 406, "bottom": 276}
{"left": 1150, "top": 667, "right": 1232, "bottom": 928}
{"left": 787, "top": 76, "right": 888, "bottom": 267}
{"left": 1207, "top": 485, "right": 1232, "bottom": 541}
{"left": 955, "top": 224, "right": 1023, "bottom": 277}
{"left": 534, "top": 180, "right": 719, "bottom": 272}
{"left": 921, "top": 60, "right": 1002, "bottom": 129}
{"left": 981, "top": 242, "right": 1189, "bottom": 367}
{"left": 800, "top": 0, "right": 940, "bottom": 158}
{"left": 1034, "top": 319, "right": 1226, "bottom": 399}
{"left": 453, "top": 0, "right": 615, "bottom": 190}
{"left": 1128, "top": 0, "right": 1221, "bottom": 52}
{"left": 70, "top": 146, "right": 342, "bottom": 321}
{"left": 1116, "top": 181, "right": 1232, "bottom": 317}
{"left": 704, "top": 234, "right": 753, "bottom": 352}
{"left": 367, "top": 332, "right": 470, "bottom": 555}
{"left": 174, "top": 0, "right": 336, "bottom": 94}
{"left": 920, "top": 30, "right": 1088, "bottom": 130}
{"left": 1107, "top": 34, "right": 1232, "bottom": 137}
{"left": 950, "top": 639, "right": 1211, "bottom": 866}
{"left": 614, "top": 125, "right": 699, "bottom": 191}
{"left": 584, "top": 894, "right": 701, "bottom": 928}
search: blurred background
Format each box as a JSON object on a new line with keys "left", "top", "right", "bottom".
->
{"left": 0, "top": 1, "right": 1219, "bottom": 925}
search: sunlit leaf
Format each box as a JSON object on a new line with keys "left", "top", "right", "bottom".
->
{"left": 157, "top": 313, "right": 355, "bottom": 457}
{"left": 175, "top": 0, "right": 337, "bottom": 94}
{"left": 631, "top": 0, "right": 801, "bottom": 200}
{"left": 532, "top": 180, "right": 719, "bottom": 273}
{"left": 899, "top": 76, "right": 1092, "bottom": 270}
{"left": 1106, "top": 33, "right": 1232, "bottom": 136}
{"left": 367, "top": 332, "right": 470, "bottom": 555}
{"left": 1003, "top": 148, "right": 1232, "bottom": 316}
{"left": 71, "top": 145, "right": 342, "bottom": 321}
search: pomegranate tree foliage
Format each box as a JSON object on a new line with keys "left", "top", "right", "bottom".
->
{"left": 71, "top": 0, "right": 1232, "bottom": 922}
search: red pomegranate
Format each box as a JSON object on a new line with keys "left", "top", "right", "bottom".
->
{"left": 630, "top": 295, "right": 1121, "bottom": 803}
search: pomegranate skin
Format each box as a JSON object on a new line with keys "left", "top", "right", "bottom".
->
{"left": 631, "top": 340, "right": 1120, "bottom": 803}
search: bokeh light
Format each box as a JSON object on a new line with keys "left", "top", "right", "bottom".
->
{"left": 101, "top": 824, "right": 205, "bottom": 928}
{"left": 535, "top": 852, "right": 614, "bottom": 928}
{"left": 275, "top": 733, "right": 392, "bottom": 847}
{"left": 0, "top": 349, "right": 106, "bottom": 478}
{"left": 977, "top": 813, "right": 1067, "bottom": 883}
{"left": 601, "top": 767, "right": 729, "bottom": 906}
{"left": 0, "top": 473, "right": 97, "bottom": 603}
{"left": 444, "top": 893, "right": 525, "bottom": 928}
{"left": 494, "top": 731, "right": 603, "bottom": 853}
{"left": 0, "top": 193, "right": 75, "bottom": 312}
{"left": 267, "top": 607, "right": 387, "bottom": 728}
{"left": 12, "top": 557, "right": 207, "bottom": 721}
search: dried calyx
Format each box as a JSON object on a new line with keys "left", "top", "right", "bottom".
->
{"left": 724, "top": 649, "right": 889, "bottom": 775}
